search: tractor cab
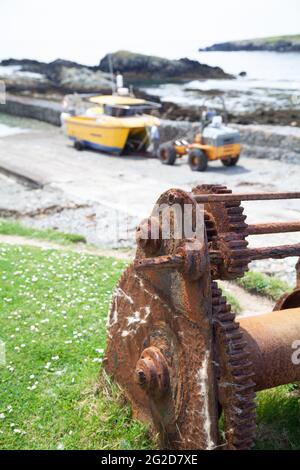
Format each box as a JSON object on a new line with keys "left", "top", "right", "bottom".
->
{"left": 159, "top": 106, "right": 242, "bottom": 172}
{"left": 201, "top": 116, "right": 241, "bottom": 148}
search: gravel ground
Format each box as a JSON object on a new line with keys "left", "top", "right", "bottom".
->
{"left": 0, "top": 116, "right": 299, "bottom": 285}
{"left": 0, "top": 173, "right": 138, "bottom": 247}
{"left": 0, "top": 172, "right": 298, "bottom": 285}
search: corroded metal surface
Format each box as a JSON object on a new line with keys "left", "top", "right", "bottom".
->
{"left": 104, "top": 266, "right": 220, "bottom": 449}
{"left": 247, "top": 221, "right": 300, "bottom": 235}
{"left": 212, "top": 283, "right": 256, "bottom": 450}
{"left": 191, "top": 185, "right": 250, "bottom": 280}
{"left": 105, "top": 189, "right": 220, "bottom": 450}
{"left": 193, "top": 191, "right": 300, "bottom": 203}
{"left": 104, "top": 185, "right": 300, "bottom": 451}
{"left": 240, "top": 308, "right": 300, "bottom": 391}
{"left": 274, "top": 258, "right": 300, "bottom": 311}
{"left": 274, "top": 288, "right": 300, "bottom": 311}
{"left": 247, "top": 244, "right": 300, "bottom": 260}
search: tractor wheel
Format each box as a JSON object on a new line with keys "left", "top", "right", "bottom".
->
{"left": 158, "top": 143, "right": 177, "bottom": 165}
{"left": 74, "top": 140, "right": 84, "bottom": 151}
{"left": 188, "top": 149, "right": 208, "bottom": 172}
{"left": 222, "top": 155, "right": 240, "bottom": 167}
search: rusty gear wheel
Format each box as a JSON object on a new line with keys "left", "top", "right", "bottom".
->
{"left": 211, "top": 282, "right": 256, "bottom": 450}
{"left": 104, "top": 186, "right": 257, "bottom": 450}
{"left": 104, "top": 184, "right": 300, "bottom": 451}
{"left": 104, "top": 265, "right": 221, "bottom": 450}
{"left": 192, "top": 184, "right": 250, "bottom": 280}
{"left": 104, "top": 270, "right": 257, "bottom": 450}
{"left": 202, "top": 189, "right": 256, "bottom": 449}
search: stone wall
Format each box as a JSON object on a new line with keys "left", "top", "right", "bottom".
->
{"left": 159, "top": 120, "right": 300, "bottom": 164}
{"left": 236, "top": 124, "right": 300, "bottom": 164}
{"left": 0, "top": 95, "right": 62, "bottom": 126}
{"left": 1, "top": 96, "right": 300, "bottom": 164}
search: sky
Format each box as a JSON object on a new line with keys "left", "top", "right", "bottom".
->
{"left": 1, "top": 0, "right": 300, "bottom": 65}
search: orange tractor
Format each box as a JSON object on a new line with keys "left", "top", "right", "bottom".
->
{"left": 159, "top": 114, "right": 241, "bottom": 172}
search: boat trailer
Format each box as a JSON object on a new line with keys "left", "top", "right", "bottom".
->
{"left": 104, "top": 185, "right": 300, "bottom": 450}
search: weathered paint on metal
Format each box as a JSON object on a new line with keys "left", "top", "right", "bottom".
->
{"left": 104, "top": 185, "right": 300, "bottom": 450}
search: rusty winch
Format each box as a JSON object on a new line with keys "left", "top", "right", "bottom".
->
{"left": 104, "top": 185, "right": 300, "bottom": 450}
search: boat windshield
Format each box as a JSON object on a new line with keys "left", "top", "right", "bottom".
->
{"left": 104, "top": 103, "right": 160, "bottom": 117}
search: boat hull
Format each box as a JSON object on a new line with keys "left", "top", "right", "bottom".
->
{"left": 66, "top": 117, "right": 130, "bottom": 155}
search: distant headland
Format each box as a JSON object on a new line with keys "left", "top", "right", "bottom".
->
{"left": 200, "top": 35, "right": 300, "bottom": 52}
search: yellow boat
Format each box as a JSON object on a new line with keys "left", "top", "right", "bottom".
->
{"left": 64, "top": 95, "right": 160, "bottom": 155}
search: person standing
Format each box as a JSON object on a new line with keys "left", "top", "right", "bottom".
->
{"left": 116, "top": 71, "right": 124, "bottom": 92}
{"left": 150, "top": 124, "right": 160, "bottom": 157}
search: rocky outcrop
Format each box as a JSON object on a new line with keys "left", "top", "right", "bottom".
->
{"left": 0, "top": 75, "right": 56, "bottom": 95}
{"left": 1, "top": 52, "right": 232, "bottom": 94}
{"left": 99, "top": 50, "right": 233, "bottom": 82}
{"left": 230, "top": 109, "right": 300, "bottom": 128}
{"left": 1, "top": 58, "right": 92, "bottom": 79}
{"left": 201, "top": 36, "right": 300, "bottom": 52}
{"left": 0, "top": 58, "right": 113, "bottom": 94}
{"left": 46, "top": 66, "right": 112, "bottom": 93}
{"left": 1, "top": 58, "right": 49, "bottom": 72}
{"left": 151, "top": 102, "right": 300, "bottom": 127}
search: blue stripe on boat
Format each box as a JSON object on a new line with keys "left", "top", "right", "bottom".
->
{"left": 69, "top": 137, "right": 122, "bottom": 155}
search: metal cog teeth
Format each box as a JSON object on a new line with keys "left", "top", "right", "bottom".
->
{"left": 194, "top": 184, "right": 231, "bottom": 195}
{"left": 225, "top": 201, "right": 242, "bottom": 208}
{"left": 194, "top": 184, "right": 250, "bottom": 280}
{"left": 229, "top": 352, "right": 251, "bottom": 363}
{"left": 232, "top": 372, "right": 256, "bottom": 382}
{"left": 218, "top": 322, "right": 240, "bottom": 333}
{"left": 227, "top": 207, "right": 244, "bottom": 215}
{"left": 226, "top": 340, "right": 248, "bottom": 351}
{"left": 235, "top": 382, "right": 256, "bottom": 393}
{"left": 224, "top": 331, "right": 243, "bottom": 340}
{"left": 211, "top": 281, "right": 256, "bottom": 450}
{"left": 229, "top": 361, "right": 253, "bottom": 372}
{"left": 229, "top": 222, "right": 248, "bottom": 230}
{"left": 227, "top": 240, "right": 249, "bottom": 248}
{"left": 212, "top": 296, "right": 227, "bottom": 306}
{"left": 235, "top": 392, "right": 256, "bottom": 404}
{"left": 230, "top": 215, "right": 247, "bottom": 222}
{"left": 218, "top": 313, "right": 235, "bottom": 322}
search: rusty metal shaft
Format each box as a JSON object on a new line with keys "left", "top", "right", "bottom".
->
{"left": 230, "top": 243, "right": 300, "bottom": 261}
{"left": 137, "top": 244, "right": 300, "bottom": 271}
{"left": 248, "top": 221, "right": 300, "bottom": 235}
{"left": 247, "top": 243, "right": 300, "bottom": 260}
{"left": 135, "top": 254, "right": 184, "bottom": 271}
{"left": 240, "top": 308, "right": 300, "bottom": 391}
{"left": 193, "top": 192, "right": 300, "bottom": 203}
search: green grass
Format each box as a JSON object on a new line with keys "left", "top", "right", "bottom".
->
{"left": 0, "top": 244, "right": 152, "bottom": 449}
{"left": 222, "top": 289, "right": 242, "bottom": 314}
{"left": 238, "top": 34, "right": 300, "bottom": 45}
{"left": 261, "top": 35, "right": 300, "bottom": 44}
{"left": 0, "top": 243, "right": 299, "bottom": 450}
{"left": 237, "top": 271, "right": 292, "bottom": 301}
{"left": 255, "top": 385, "right": 300, "bottom": 450}
{"left": 260, "top": 34, "right": 300, "bottom": 44}
{"left": 0, "top": 219, "right": 86, "bottom": 245}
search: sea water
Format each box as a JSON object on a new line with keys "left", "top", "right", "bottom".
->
{"left": 143, "top": 51, "right": 300, "bottom": 114}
